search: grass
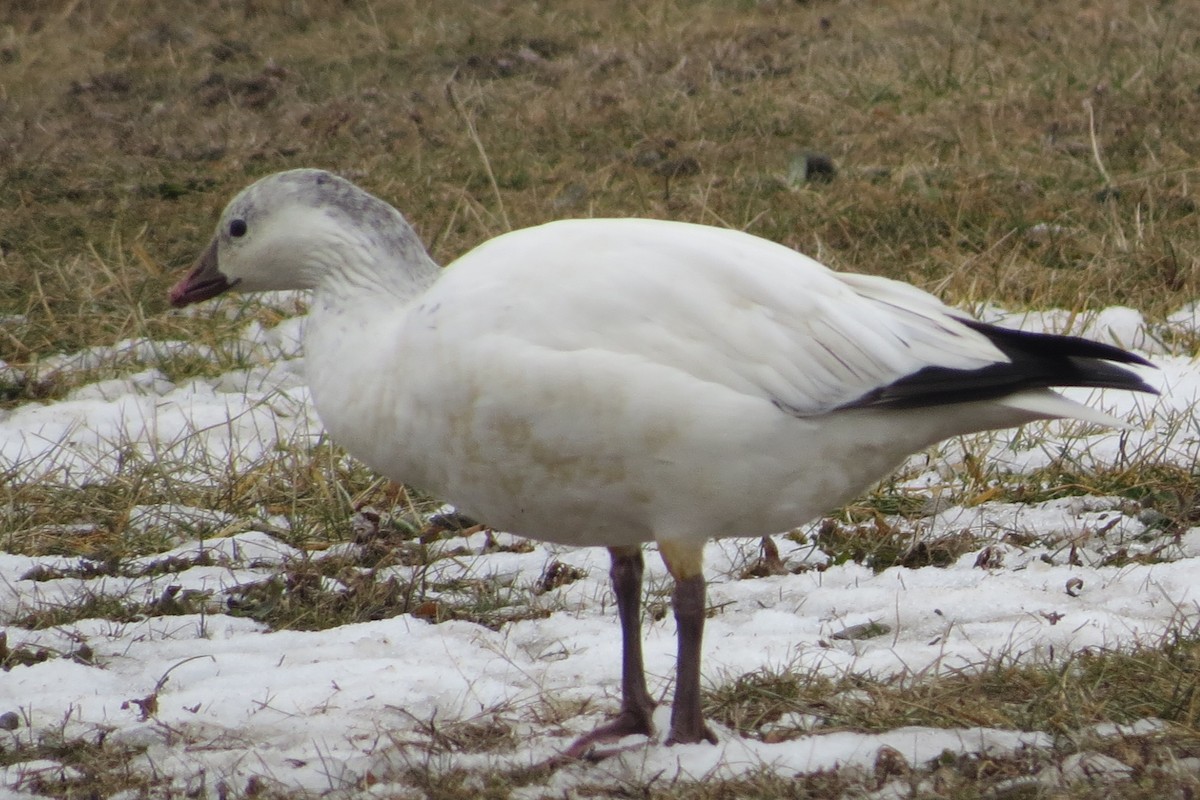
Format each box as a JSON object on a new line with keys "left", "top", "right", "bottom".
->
{"left": 2, "top": 0, "right": 1199, "bottom": 367}
{"left": 2, "top": 0, "right": 1200, "bottom": 797}
{"left": 0, "top": 734, "right": 160, "bottom": 798}
{"left": 706, "top": 628, "right": 1200, "bottom": 738}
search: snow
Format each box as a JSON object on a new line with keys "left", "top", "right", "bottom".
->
{"left": 3, "top": 303, "right": 1200, "bottom": 796}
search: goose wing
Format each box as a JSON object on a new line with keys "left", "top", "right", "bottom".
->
{"left": 414, "top": 218, "right": 1150, "bottom": 417}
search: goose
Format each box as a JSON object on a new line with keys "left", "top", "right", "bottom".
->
{"left": 170, "top": 169, "right": 1156, "bottom": 756}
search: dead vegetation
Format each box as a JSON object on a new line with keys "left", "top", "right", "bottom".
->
{"left": 2, "top": 0, "right": 1198, "bottom": 367}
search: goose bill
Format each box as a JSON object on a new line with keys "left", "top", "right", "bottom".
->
{"left": 170, "top": 238, "right": 236, "bottom": 307}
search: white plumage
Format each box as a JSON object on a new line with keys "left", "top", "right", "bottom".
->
{"left": 172, "top": 169, "right": 1154, "bottom": 755}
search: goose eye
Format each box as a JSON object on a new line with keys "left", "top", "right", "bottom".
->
{"left": 229, "top": 219, "right": 248, "bottom": 238}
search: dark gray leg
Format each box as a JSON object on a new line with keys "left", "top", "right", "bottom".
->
{"left": 665, "top": 573, "right": 717, "bottom": 745}
{"left": 563, "top": 546, "right": 656, "bottom": 758}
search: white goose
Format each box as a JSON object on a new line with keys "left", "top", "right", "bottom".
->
{"left": 171, "top": 169, "right": 1155, "bottom": 756}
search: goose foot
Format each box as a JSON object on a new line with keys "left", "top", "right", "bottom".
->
{"left": 561, "top": 707, "right": 656, "bottom": 761}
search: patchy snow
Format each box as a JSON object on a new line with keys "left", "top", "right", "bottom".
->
{"left": 3, "top": 303, "right": 1200, "bottom": 797}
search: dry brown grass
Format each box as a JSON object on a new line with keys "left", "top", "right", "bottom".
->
{"left": 2, "top": 0, "right": 1198, "bottom": 367}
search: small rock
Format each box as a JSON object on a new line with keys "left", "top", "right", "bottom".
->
{"left": 831, "top": 620, "right": 891, "bottom": 640}
{"left": 0, "top": 711, "right": 20, "bottom": 730}
{"left": 803, "top": 153, "right": 837, "bottom": 183}
{"left": 787, "top": 152, "right": 837, "bottom": 185}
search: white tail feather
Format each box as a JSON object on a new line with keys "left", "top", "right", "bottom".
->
{"left": 1000, "top": 389, "right": 1131, "bottom": 429}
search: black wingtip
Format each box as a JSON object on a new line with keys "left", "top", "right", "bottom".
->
{"left": 958, "top": 318, "right": 1156, "bottom": 369}
{"left": 843, "top": 318, "right": 1157, "bottom": 411}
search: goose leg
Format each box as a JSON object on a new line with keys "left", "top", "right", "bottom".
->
{"left": 563, "top": 546, "right": 656, "bottom": 758}
{"left": 660, "top": 541, "right": 718, "bottom": 746}
{"left": 665, "top": 572, "right": 718, "bottom": 744}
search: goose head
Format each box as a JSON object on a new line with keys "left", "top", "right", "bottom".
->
{"left": 171, "top": 169, "right": 437, "bottom": 307}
